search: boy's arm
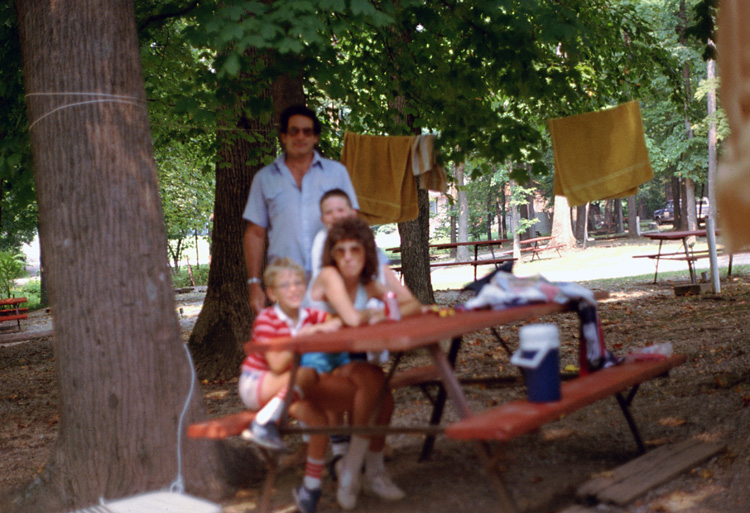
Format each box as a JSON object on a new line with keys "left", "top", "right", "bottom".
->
{"left": 265, "top": 350, "right": 294, "bottom": 374}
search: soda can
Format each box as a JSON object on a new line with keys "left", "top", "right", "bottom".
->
{"left": 383, "top": 291, "right": 401, "bottom": 321}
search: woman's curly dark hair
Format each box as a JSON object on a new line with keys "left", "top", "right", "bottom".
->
{"left": 322, "top": 217, "right": 379, "bottom": 285}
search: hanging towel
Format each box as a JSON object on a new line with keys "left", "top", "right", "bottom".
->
{"left": 341, "top": 132, "right": 418, "bottom": 225}
{"left": 548, "top": 100, "right": 653, "bottom": 207}
{"left": 411, "top": 134, "right": 448, "bottom": 193}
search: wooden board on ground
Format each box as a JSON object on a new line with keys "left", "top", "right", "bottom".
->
{"left": 576, "top": 438, "right": 726, "bottom": 506}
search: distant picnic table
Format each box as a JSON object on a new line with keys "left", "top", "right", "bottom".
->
{"left": 388, "top": 238, "right": 513, "bottom": 280}
{"left": 0, "top": 297, "right": 28, "bottom": 332}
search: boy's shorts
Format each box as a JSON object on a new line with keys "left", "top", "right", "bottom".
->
{"left": 301, "top": 352, "right": 351, "bottom": 374}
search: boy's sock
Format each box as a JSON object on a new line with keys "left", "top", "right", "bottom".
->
{"left": 330, "top": 434, "right": 350, "bottom": 457}
{"left": 255, "top": 386, "right": 302, "bottom": 425}
{"left": 303, "top": 456, "right": 325, "bottom": 490}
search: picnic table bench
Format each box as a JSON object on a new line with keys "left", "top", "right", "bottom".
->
{"left": 446, "top": 355, "right": 686, "bottom": 453}
{"left": 0, "top": 297, "right": 29, "bottom": 331}
{"left": 517, "top": 235, "right": 565, "bottom": 261}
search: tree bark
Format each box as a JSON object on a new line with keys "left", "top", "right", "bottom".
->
{"left": 707, "top": 55, "right": 718, "bottom": 220}
{"left": 13, "top": 1, "right": 229, "bottom": 510}
{"left": 455, "top": 162, "right": 469, "bottom": 261}
{"left": 188, "top": 68, "right": 285, "bottom": 381}
{"left": 550, "top": 195, "right": 577, "bottom": 248}
{"left": 398, "top": 188, "right": 434, "bottom": 304}
{"left": 627, "top": 195, "right": 639, "bottom": 238}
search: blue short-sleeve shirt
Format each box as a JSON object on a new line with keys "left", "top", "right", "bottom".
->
{"left": 243, "top": 151, "right": 359, "bottom": 276}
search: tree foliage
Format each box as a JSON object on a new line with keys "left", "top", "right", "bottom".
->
{"left": 0, "top": 3, "right": 36, "bottom": 251}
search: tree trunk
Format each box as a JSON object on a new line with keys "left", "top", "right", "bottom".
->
{"left": 510, "top": 180, "right": 521, "bottom": 260}
{"left": 486, "top": 189, "right": 493, "bottom": 240}
{"left": 550, "top": 195, "right": 577, "bottom": 248}
{"left": 398, "top": 188, "right": 434, "bottom": 304}
{"left": 707, "top": 55, "right": 718, "bottom": 220}
{"left": 456, "top": 162, "right": 469, "bottom": 261}
{"left": 189, "top": 68, "right": 284, "bottom": 381}
{"left": 627, "top": 195, "right": 639, "bottom": 238}
{"left": 614, "top": 198, "right": 624, "bottom": 233}
{"left": 575, "top": 205, "right": 586, "bottom": 241}
{"left": 13, "top": 1, "right": 228, "bottom": 510}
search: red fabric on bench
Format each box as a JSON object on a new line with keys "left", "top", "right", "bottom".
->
{"left": 445, "top": 354, "right": 686, "bottom": 441}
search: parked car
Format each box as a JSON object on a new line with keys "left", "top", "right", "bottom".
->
{"left": 654, "top": 198, "right": 709, "bottom": 225}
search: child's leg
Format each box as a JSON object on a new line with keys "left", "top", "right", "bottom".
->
{"left": 289, "top": 400, "right": 328, "bottom": 513}
{"left": 333, "top": 362, "right": 404, "bottom": 502}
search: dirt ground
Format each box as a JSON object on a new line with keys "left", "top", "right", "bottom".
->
{"left": 3, "top": 271, "right": 750, "bottom": 513}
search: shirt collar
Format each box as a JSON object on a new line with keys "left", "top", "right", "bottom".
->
{"left": 274, "top": 150, "right": 322, "bottom": 171}
{"left": 272, "top": 304, "right": 308, "bottom": 335}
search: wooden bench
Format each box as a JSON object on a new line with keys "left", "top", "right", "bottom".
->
{"left": 445, "top": 354, "right": 686, "bottom": 453}
{"left": 0, "top": 297, "right": 29, "bottom": 331}
{"left": 528, "top": 243, "right": 564, "bottom": 261}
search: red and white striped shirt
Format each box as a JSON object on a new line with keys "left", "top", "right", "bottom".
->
{"left": 241, "top": 305, "right": 328, "bottom": 372}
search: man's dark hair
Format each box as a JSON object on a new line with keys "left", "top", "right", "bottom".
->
{"left": 279, "top": 105, "right": 322, "bottom": 135}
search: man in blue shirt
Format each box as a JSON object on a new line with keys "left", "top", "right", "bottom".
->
{"left": 243, "top": 105, "right": 359, "bottom": 314}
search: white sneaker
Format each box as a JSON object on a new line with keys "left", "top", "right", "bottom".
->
{"left": 362, "top": 470, "right": 406, "bottom": 501}
{"left": 335, "top": 459, "right": 361, "bottom": 510}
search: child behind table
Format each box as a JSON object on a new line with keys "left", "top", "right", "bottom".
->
{"left": 238, "top": 257, "right": 341, "bottom": 513}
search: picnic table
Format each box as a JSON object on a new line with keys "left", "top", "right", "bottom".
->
{"left": 222, "top": 290, "right": 685, "bottom": 513}
{"left": 0, "top": 297, "right": 29, "bottom": 331}
{"left": 635, "top": 229, "right": 719, "bottom": 284}
{"left": 388, "top": 238, "right": 513, "bottom": 280}
{"left": 517, "top": 235, "right": 564, "bottom": 261}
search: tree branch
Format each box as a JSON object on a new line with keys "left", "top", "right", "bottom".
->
{"left": 137, "top": 1, "right": 200, "bottom": 33}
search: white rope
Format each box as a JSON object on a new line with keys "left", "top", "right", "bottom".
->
{"left": 169, "top": 342, "right": 197, "bottom": 494}
{"left": 25, "top": 92, "right": 146, "bottom": 131}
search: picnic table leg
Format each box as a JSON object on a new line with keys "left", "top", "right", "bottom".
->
{"left": 653, "top": 240, "right": 664, "bottom": 284}
{"left": 472, "top": 442, "right": 518, "bottom": 513}
{"left": 614, "top": 386, "right": 646, "bottom": 454}
{"left": 681, "top": 239, "right": 698, "bottom": 284}
{"left": 427, "top": 341, "right": 518, "bottom": 512}
{"left": 419, "top": 337, "right": 462, "bottom": 461}
{"left": 258, "top": 450, "right": 279, "bottom": 513}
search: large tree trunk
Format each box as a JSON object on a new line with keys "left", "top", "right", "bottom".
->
{"left": 13, "top": 1, "right": 228, "bottom": 511}
{"left": 188, "top": 69, "right": 292, "bottom": 381}
{"left": 550, "top": 195, "right": 578, "bottom": 248}
{"left": 455, "top": 162, "right": 469, "bottom": 261}
{"left": 398, "top": 188, "right": 434, "bottom": 304}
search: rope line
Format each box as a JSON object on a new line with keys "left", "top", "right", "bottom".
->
{"left": 169, "top": 342, "right": 197, "bottom": 494}
{"left": 25, "top": 93, "right": 146, "bottom": 131}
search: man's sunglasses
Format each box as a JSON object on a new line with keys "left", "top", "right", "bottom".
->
{"left": 287, "top": 127, "right": 315, "bottom": 136}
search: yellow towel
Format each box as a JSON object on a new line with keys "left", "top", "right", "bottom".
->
{"left": 548, "top": 101, "right": 653, "bottom": 207}
{"left": 341, "top": 132, "right": 418, "bottom": 225}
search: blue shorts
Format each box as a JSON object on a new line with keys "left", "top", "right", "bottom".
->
{"left": 301, "top": 352, "right": 351, "bottom": 374}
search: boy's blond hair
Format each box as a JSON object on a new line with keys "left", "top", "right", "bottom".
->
{"left": 263, "top": 257, "right": 305, "bottom": 288}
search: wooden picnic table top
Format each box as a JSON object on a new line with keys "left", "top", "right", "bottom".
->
{"left": 248, "top": 292, "right": 608, "bottom": 355}
{"left": 641, "top": 229, "right": 708, "bottom": 241}
{"left": 518, "top": 236, "right": 554, "bottom": 245}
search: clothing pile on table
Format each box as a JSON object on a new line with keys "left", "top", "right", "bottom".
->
{"left": 460, "top": 270, "right": 619, "bottom": 375}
